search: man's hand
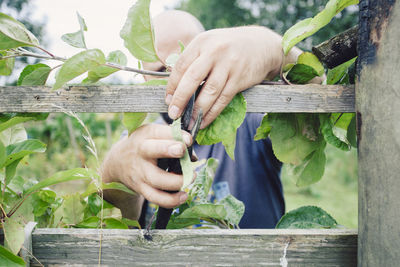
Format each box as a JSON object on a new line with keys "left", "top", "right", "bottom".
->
{"left": 101, "top": 124, "right": 193, "bottom": 213}
{"left": 165, "top": 26, "right": 298, "bottom": 129}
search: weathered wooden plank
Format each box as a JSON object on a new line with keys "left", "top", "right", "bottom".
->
{"left": 28, "top": 228, "right": 357, "bottom": 266}
{"left": 357, "top": 0, "right": 400, "bottom": 266}
{"left": 0, "top": 84, "right": 355, "bottom": 113}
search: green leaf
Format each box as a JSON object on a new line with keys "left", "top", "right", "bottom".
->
{"left": 196, "top": 93, "right": 247, "bottom": 160}
{"left": 83, "top": 50, "right": 127, "bottom": 84}
{"left": 286, "top": 64, "right": 319, "bottom": 84}
{"left": 122, "top": 113, "right": 147, "bottom": 135}
{"left": 0, "top": 51, "right": 15, "bottom": 76}
{"left": 61, "top": 193, "right": 85, "bottom": 225}
{"left": 61, "top": 12, "right": 87, "bottom": 49}
{"left": 172, "top": 118, "right": 194, "bottom": 190}
{"left": 17, "top": 63, "right": 51, "bottom": 86}
{"left": 121, "top": 218, "right": 141, "bottom": 229}
{"left": 327, "top": 57, "right": 357, "bottom": 84}
{"left": 178, "top": 40, "right": 185, "bottom": 53}
{"left": 289, "top": 140, "right": 327, "bottom": 187}
{"left": 74, "top": 216, "right": 100, "bottom": 228}
{"left": 319, "top": 114, "right": 351, "bottom": 151}
{"left": 53, "top": 49, "right": 106, "bottom": 90}
{"left": 268, "top": 114, "right": 321, "bottom": 165}
{"left": 88, "top": 194, "right": 102, "bottom": 215}
{"left": 218, "top": 195, "right": 245, "bottom": 226}
{"left": 189, "top": 158, "right": 218, "bottom": 203}
{"left": 282, "top": 0, "right": 359, "bottom": 54}
{"left": 139, "top": 79, "right": 168, "bottom": 86}
{"left": 276, "top": 206, "right": 339, "bottom": 229}
{"left": 166, "top": 53, "right": 179, "bottom": 68}
{"left": 5, "top": 159, "right": 21, "bottom": 184}
{"left": 347, "top": 114, "right": 357, "bottom": 148}
{"left": 23, "top": 168, "right": 99, "bottom": 197}
{"left": 0, "top": 125, "right": 27, "bottom": 147}
{"left": 3, "top": 216, "right": 24, "bottom": 255}
{"left": 104, "top": 218, "right": 128, "bottom": 229}
{"left": 0, "top": 139, "right": 5, "bottom": 167}
{"left": 81, "top": 181, "right": 136, "bottom": 198}
{"left": 254, "top": 114, "right": 271, "bottom": 141}
{"left": 178, "top": 203, "right": 227, "bottom": 221}
{"left": 167, "top": 217, "right": 200, "bottom": 229}
{"left": 120, "top": 0, "right": 159, "bottom": 62}
{"left": 0, "top": 113, "right": 49, "bottom": 133}
{"left": 0, "top": 12, "right": 39, "bottom": 50}
{"left": 32, "top": 190, "right": 56, "bottom": 217}
{"left": 331, "top": 113, "right": 354, "bottom": 130}
{"left": 0, "top": 245, "right": 25, "bottom": 266}
{"left": 297, "top": 52, "right": 324, "bottom": 76}
{"left": 5, "top": 139, "right": 46, "bottom": 166}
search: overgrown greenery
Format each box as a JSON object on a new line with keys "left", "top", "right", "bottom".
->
{"left": 0, "top": 0, "right": 359, "bottom": 264}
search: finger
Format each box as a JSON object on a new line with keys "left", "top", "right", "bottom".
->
{"left": 166, "top": 46, "right": 200, "bottom": 104}
{"left": 139, "top": 182, "right": 188, "bottom": 209}
{"left": 168, "top": 56, "right": 214, "bottom": 120}
{"left": 138, "top": 124, "right": 192, "bottom": 146}
{"left": 139, "top": 139, "right": 186, "bottom": 159}
{"left": 200, "top": 78, "right": 238, "bottom": 129}
{"left": 143, "top": 162, "right": 184, "bottom": 191}
{"left": 191, "top": 65, "right": 229, "bottom": 123}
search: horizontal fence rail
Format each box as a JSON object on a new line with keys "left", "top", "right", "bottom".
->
{"left": 0, "top": 84, "right": 355, "bottom": 113}
{"left": 25, "top": 228, "right": 357, "bottom": 266}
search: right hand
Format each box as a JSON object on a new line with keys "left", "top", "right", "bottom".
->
{"left": 101, "top": 124, "right": 193, "bottom": 209}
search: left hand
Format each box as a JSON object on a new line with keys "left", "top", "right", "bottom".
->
{"left": 165, "top": 26, "right": 284, "bottom": 129}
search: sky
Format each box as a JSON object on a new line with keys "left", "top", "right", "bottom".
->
{"left": 30, "top": 0, "right": 179, "bottom": 84}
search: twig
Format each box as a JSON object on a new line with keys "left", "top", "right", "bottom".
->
{"left": 104, "top": 62, "right": 169, "bottom": 77}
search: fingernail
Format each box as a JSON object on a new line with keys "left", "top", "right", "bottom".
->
{"left": 179, "top": 192, "right": 188, "bottom": 204}
{"left": 188, "top": 117, "right": 195, "bottom": 131}
{"left": 169, "top": 105, "right": 180, "bottom": 119}
{"left": 182, "top": 133, "right": 192, "bottom": 146}
{"left": 169, "top": 144, "right": 183, "bottom": 156}
{"left": 200, "top": 120, "right": 206, "bottom": 129}
{"left": 165, "top": 94, "right": 172, "bottom": 105}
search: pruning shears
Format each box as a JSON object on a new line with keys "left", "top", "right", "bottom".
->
{"left": 153, "top": 86, "right": 203, "bottom": 230}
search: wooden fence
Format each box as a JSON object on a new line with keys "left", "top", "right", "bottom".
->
{"left": 0, "top": 0, "right": 399, "bottom": 266}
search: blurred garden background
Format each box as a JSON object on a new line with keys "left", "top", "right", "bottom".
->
{"left": 2, "top": 0, "right": 358, "bottom": 228}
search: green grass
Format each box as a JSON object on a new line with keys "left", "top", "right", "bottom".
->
{"left": 282, "top": 144, "right": 358, "bottom": 228}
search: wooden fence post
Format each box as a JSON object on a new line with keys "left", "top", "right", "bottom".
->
{"left": 357, "top": 0, "right": 400, "bottom": 266}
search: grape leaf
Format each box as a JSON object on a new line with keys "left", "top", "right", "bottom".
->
{"left": 17, "top": 63, "right": 51, "bottom": 86}
{"left": 297, "top": 52, "right": 324, "bottom": 76}
{"left": 282, "top": 0, "right": 359, "bottom": 55}
{"left": 139, "top": 79, "right": 167, "bottom": 86}
{"left": 53, "top": 49, "right": 106, "bottom": 90}
{"left": 330, "top": 113, "right": 354, "bottom": 130}
{"left": 196, "top": 93, "right": 247, "bottom": 160}
{"left": 83, "top": 50, "right": 127, "bottom": 84}
{"left": 5, "top": 139, "right": 46, "bottom": 166}
{"left": 347, "top": 115, "right": 357, "bottom": 148}
{"left": 0, "top": 139, "right": 5, "bottom": 168}
{"left": 104, "top": 218, "right": 129, "bottom": 229}
{"left": 5, "top": 159, "right": 21, "bottom": 184}
{"left": 0, "top": 245, "right": 25, "bottom": 266}
{"left": 3, "top": 216, "right": 25, "bottom": 254}
{"left": 218, "top": 195, "right": 245, "bottom": 226}
{"left": 254, "top": 114, "right": 271, "bottom": 141}
{"left": 74, "top": 216, "right": 100, "bottom": 228}
{"left": 0, "top": 12, "right": 39, "bottom": 49}
{"left": 327, "top": 57, "right": 357, "bottom": 84}
{"left": 120, "top": 0, "right": 159, "bottom": 62}
{"left": 171, "top": 118, "right": 194, "bottom": 190}
{"left": 276, "top": 206, "right": 339, "bottom": 229}
{"left": 61, "top": 12, "right": 87, "bottom": 49}
{"left": 122, "top": 113, "right": 147, "bottom": 135}
{"left": 0, "top": 50, "right": 14, "bottom": 75}
{"left": 268, "top": 114, "right": 321, "bottom": 165}
{"left": 289, "top": 139, "right": 327, "bottom": 187}
{"left": 81, "top": 181, "right": 136, "bottom": 198}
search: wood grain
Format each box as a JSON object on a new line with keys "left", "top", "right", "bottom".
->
{"left": 0, "top": 84, "right": 355, "bottom": 113}
{"left": 28, "top": 228, "right": 357, "bottom": 266}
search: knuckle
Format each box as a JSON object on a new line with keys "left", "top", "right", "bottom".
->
{"left": 174, "top": 57, "right": 189, "bottom": 74}
{"left": 202, "top": 81, "right": 220, "bottom": 96}
{"left": 217, "top": 92, "right": 232, "bottom": 106}
{"left": 186, "top": 69, "right": 203, "bottom": 82}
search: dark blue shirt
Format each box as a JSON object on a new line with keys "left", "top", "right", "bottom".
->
{"left": 194, "top": 113, "right": 284, "bottom": 228}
